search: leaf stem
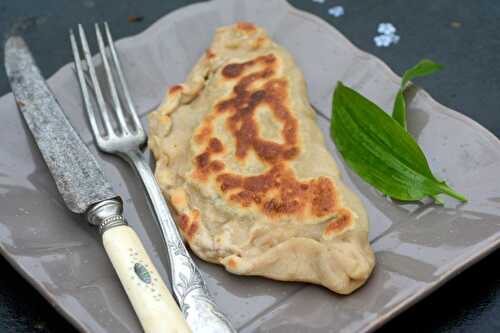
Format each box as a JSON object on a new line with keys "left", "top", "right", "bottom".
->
{"left": 431, "top": 195, "right": 444, "bottom": 205}
{"left": 439, "top": 184, "right": 468, "bottom": 202}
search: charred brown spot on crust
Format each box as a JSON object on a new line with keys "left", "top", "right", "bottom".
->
{"left": 194, "top": 155, "right": 225, "bottom": 179}
{"left": 283, "top": 147, "right": 299, "bottom": 160}
{"left": 178, "top": 210, "right": 200, "bottom": 239}
{"left": 187, "top": 210, "right": 200, "bottom": 239}
{"left": 217, "top": 173, "right": 243, "bottom": 192}
{"left": 264, "top": 198, "right": 300, "bottom": 215}
{"left": 195, "top": 152, "right": 210, "bottom": 169}
{"left": 179, "top": 214, "right": 189, "bottom": 232}
{"left": 210, "top": 160, "right": 225, "bottom": 172}
{"left": 217, "top": 56, "right": 298, "bottom": 165}
{"left": 193, "top": 138, "right": 225, "bottom": 179}
{"left": 227, "top": 258, "right": 237, "bottom": 269}
{"left": 242, "top": 169, "right": 277, "bottom": 193}
{"left": 230, "top": 189, "right": 261, "bottom": 207}
{"left": 311, "top": 177, "right": 336, "bottom": 217}
{"left": 324, "top": 209, "right": 352, "bottom": 236}
{"left": 217, "top": 165, "right": 337, "bottom": 218}
{"left": 188, "top": 223, "right": 198, "bottom": 238}
{"left": 236, "top": 22, "right": 256, "bottom": 32}
{"left": 222, "top": 63, "right": 245, "bottom": 78}
{"left": 208, "top": 138, "right": 223, "bottom": 153}
{"left": 169, "top": 85, "right": 182, "bottom": 95}
{"left": 221, "top": 54, "right": 276, "bottom": 79}
{"left": 186, "top": 221, "right": 198, "bottom": 238}
{"left": 193, "top": 53, "right": 338, "bottom": 219}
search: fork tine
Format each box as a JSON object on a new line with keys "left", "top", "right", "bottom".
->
{"left": 95, "top": 23, "right": 129, "bottom": 135}
{"left": 70, "top": 29, "right": 103, "bottom": 144}
{"left": 104, "top": 22, "right": 145, "bottom": 138}
{"left": 78, "top": 24, "right": 115, "bottom": 137}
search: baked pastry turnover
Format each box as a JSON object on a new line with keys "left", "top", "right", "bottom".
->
{"left": 148, "top": 22, "right": 375, "bottom": 294}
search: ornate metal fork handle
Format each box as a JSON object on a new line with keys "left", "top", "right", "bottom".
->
{"left": 125, "top": 150, "right": 235, "bottom": 333}
{"left": 70, "top": 22, "right": 235, "bottom": 333}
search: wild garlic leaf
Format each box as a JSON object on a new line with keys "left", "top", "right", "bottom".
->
{"left": 392, "top": 60, "right": 444, "bottom": 128}
{"left": 401, "top": 59, "right": 444, "bottom": 88}
{"left": 393, "top": 91, "right": 406, "bottom": 129}
{"left": 331, "top": 82, "right": 466, "bottom": 203}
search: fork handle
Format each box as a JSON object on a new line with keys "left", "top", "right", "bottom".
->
{"left": 125, "top": 150, "right": 236, "bottom": 333}
{"left": 102, "top": 225, "right": 192, "bottom": 333}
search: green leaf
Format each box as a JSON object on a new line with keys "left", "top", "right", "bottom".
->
{"left": 331, "top": 82, "right": 466, "bottom": 203}
{"left": 392, "top": 59, "right": 444, "bottom": 128}
{"left": 401, "top": 59, "right": 444, "bottom": 88}
{"left": 392, "top": 91, "right": 407, "bottom": 129}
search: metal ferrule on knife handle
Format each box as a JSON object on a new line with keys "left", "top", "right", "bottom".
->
{"left": 87, "top": 198, "right": 192, "bottom": 333}
{"left": 86, "top": 198, "right": 128, "bottom": 233}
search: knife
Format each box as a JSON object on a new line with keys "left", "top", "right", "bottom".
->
{"left": 4, "top": 36, "right": 191, "bottom": 333}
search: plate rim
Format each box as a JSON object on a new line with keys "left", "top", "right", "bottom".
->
{"left": 0, "top": 0, "right": 499, "bottom": 332}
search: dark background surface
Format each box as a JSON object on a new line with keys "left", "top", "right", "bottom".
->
{"left": 0, "top": 0, "right": 499, "bottom": 332}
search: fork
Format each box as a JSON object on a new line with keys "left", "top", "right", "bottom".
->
{"left": 70, "top": 23, "right": 235, "bottom": 333}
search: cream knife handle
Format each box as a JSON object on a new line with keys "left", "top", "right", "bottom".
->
{"left": 102, "top": 225, "right": 191, "bottom": 333}
{"left": 86, "top": 199, "right": 191, "bottom": 333}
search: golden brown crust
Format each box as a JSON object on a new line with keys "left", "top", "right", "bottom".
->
{"left": 187, "top": 52, "right": 339, "bottom": 220}
{"left": 236, "top": 22, "right": 257, "bottom": 33}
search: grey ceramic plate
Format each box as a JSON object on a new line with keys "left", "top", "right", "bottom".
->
{"left": 1, "top": 0, "right": 499, "bottom": 332}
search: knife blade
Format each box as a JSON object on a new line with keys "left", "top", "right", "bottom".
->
{"left": 4, "top": 36, "right": 192, "bottom": 333}
{"left": 4, "top": 36, "right": 115, "bottom": 214}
